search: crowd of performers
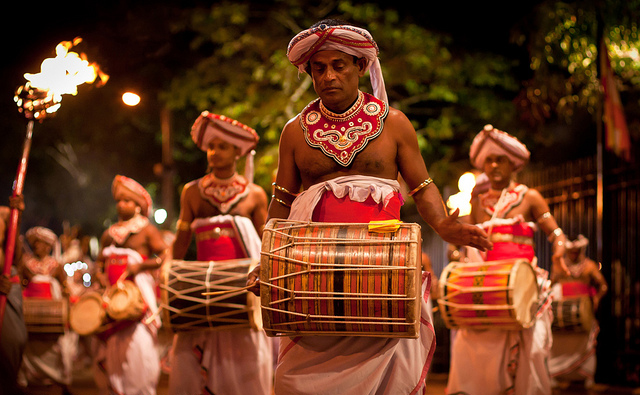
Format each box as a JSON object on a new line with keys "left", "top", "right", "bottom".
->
{"left": 0, "top": 18, "right": 609, "bottom": 395}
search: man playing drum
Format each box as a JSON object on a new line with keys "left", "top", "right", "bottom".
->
{"left": 246, "top": 19, "right": 492, "bottom": 394}
{"left": 167, "top": 112, "right": 272, "bottom": 395}
{"left": 94, "top": 175, "right": 168, "bottom": 395}
{"left": 18, "top": 226, "right": 73, "bottom": 394}
{"left": 446, "top": 125, "right": 569, "bottom": 395}
{"left": 549, "top": 234, "right": 608, "bottom": 389}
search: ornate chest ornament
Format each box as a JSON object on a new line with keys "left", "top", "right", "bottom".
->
{"left": 300, "top": 91, "right": 388, "bottom": 166}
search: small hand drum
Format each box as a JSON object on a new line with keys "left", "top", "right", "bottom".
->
{"left": 551, "top": 296, "right": 594, "bottom": 332}
{"left": 69, "top": 292, "right": 105, "bottom": 336}
{"left": 104, "top": 280, "right": 146, "bottom": 322}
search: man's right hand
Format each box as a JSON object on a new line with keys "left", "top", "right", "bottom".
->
{"left": 436, "top": 208, "right": 493, "bottom": 251}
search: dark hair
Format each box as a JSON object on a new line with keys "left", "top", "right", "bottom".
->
{"left": 310, "top": 18, "right": 350, "bottom": 29}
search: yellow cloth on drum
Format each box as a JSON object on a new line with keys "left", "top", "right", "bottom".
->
{"left": 368, "top": 219, "right": 402, "bottom": 233}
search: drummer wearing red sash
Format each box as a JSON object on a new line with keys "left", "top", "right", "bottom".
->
{"left": 94, "top": 175, "right": 168, "bottom": 395}
{"left": 18, "top": 226, "right": 73, "bottom": 393}
{"left": 246, "top": 19, "right": 491, "bottom": 395}
{"left": 167, "top": 112, "right": 272, "bottom": 395}
{"left": 549, "top": 234, "right": 608, "bottom": 389}
{"left": 446, "top": 125, "right": 569, "bottom": 395}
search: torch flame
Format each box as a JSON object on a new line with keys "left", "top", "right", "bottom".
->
{"left": 15, "top": 37, "right": 109, "bottom": 120}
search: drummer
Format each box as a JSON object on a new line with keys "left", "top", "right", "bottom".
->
{"left": 17, "top": 226, "right": 74, "bottom": 393}
{"left": 549, "top": 234, "right": 608, "bottom": 389}
{"left": 246, "top": 19, "right": 491, "bottom": 394}
{"left": 94, "top": 175, "right": 168, "bottom": 395}
{"left": 168, "top": 112, "right": 272, "bottom": 395}
{"left": 446, "top": 125, "right": 569, "bottom": 394}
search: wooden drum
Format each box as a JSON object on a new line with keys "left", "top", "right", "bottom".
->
{"left": 104, "top": 280, "right": 146, "bottom": 321}
{"left": 160, "top": 258, "right": 262, "bottom": 332}
{"left": 260, "top": 219, "right": 422, "bottom": 338}
{"left": 437, "top": 259, "right": 539, "bottom": 330}
{"left": 23, "top": 298, "right": 68, "bottom": 333}
{"left": 551, "top": 296, "right": 594, "bottom": 332}
{"left": 69, "top": 292, "right": 106, "bottom": 336}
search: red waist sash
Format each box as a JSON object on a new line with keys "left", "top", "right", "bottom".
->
{"left": 23, "top": 282, "right": 53, "bottom": 299}
{"left": 194, "top": 222, "right": 247, "bottom": 261}
{"left": 311, "top": 191, "right": 402, "bottom": 223}
{"left": 485, "top": 223, "right": 535, "bottom": 262}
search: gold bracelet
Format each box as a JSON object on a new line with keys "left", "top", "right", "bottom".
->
{"left": 272, "top": 182, "right": 297, "bottom": 197}
{"left": 271, "top": 195, "right": 292, "bottom": 208}
{"left": 408, "top": 178, "right": 433, "bottom": 197}
{"left": 548, "top": 227, "right": 564, "bottom": 242}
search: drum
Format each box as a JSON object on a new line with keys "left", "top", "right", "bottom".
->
{"left": 160, "top": 258, "right": 262, "bottom": 332}
{"left": 260, "top": 219, "right": 422, "bottom": 338}
{"left": 104, "top": 280, "right": 146, "bottom": 321}
{"left": 23, "top": 298, "right": 68, "bottom": 333}
{"left": 69, "top": 292, "right": 105, "bottom": 336}
{"left": 437, "top": 259, "right": 539, "bottom": 330}
{"left": 551, "top": 296, "right": 594, "bottom": 332}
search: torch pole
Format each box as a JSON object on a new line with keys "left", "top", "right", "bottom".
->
{"left": 0, "top": 120, "right": 34, "bottom": 336}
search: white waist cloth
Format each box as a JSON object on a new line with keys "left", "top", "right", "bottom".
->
{"left": 169, "top": 214, "right": 273, "bottom": 395}
{"left": 289, "top": 175, "right": 400, "bottom": 221}
{"left": 275, "top": 176, "right": 435, "bottom": 395}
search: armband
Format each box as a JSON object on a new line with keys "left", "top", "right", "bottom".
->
{"left": 548, "top": 227, "right": 564, "bottom": 242}
{"left": 271, "top": 195, "right": 292, "bottom": 208}
{"left": 408, "top": 178, "right": 434, "bottom": 197}
{"left": 272, "top": 182, "right": 297, "bottom": 197}
{"left": 537, "top": 211, "right": 552, "bottom": 222}
{"left": 176, "top": 220, "right": 191, "bottom": 232}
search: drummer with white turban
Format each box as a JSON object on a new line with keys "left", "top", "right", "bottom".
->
{"left": 248, "top": 18, "right": 492, "bottom": 395}
{"left": 18, "top": 226, "right": 73, "bottom": 392}
{"left": 446, "top": 124, "right": 569, "bottom": 395}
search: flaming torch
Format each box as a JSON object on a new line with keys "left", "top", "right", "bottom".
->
{"left": 0, "top": 37, "right": 108, "bottom": 333}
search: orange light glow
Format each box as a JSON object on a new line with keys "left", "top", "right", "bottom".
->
{"left": 17, "top": 37, "right": 108, "bottom": 119}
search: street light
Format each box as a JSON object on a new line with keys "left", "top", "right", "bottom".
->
{"left": 122, "top": 91, "right": 140, "bottom": 106}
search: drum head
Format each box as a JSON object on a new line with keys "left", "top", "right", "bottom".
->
{"left": 106, "top": 280, "right": 145, "bottom": 321}
{"left": 70, "top": 292, "right": 105, "bottom": 335}
{"left": 511, "top": 259, "right": 539, "bottom": 328}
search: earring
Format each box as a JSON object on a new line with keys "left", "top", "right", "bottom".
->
{"left": 135, "top": 207, "right": 141, "bottom": 214}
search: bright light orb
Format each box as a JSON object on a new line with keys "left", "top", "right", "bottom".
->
{"left": 122, "top": 92, "right": 141, "bottom": 106}
{"left": 154, "top": 208, "right": 167, "bottom": 225}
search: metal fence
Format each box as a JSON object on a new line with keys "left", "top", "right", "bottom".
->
{"left": 520, "top": 155, "right": 640, "bottom": 386}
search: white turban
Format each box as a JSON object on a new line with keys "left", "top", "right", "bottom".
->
{"left": 469, "top": 125, "right": 530, "bottom": 172}
{"left": 287, "top": 23, "right": 388, "bottom": 104}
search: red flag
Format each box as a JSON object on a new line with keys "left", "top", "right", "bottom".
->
{"left": 600, "top": 39, "right": 632, "bottom": 161}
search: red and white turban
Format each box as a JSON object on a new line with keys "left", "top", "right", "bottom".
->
{"left": 565, "top": 234, "right": 589, "bottom": 250}
{"left": 191, "top": 112, "right": 259, "bottom": 156}
{"left": 26, "top": 226, "right": 58, "bottom": 248}
{"left": 287, "top": 24, "right": 388, "bottom": 103}
{"left": 112, "top": 175, "right": 153, "bottom": 217}
{"left": 469, "top": 125, "right": 530, "bottom": 172}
